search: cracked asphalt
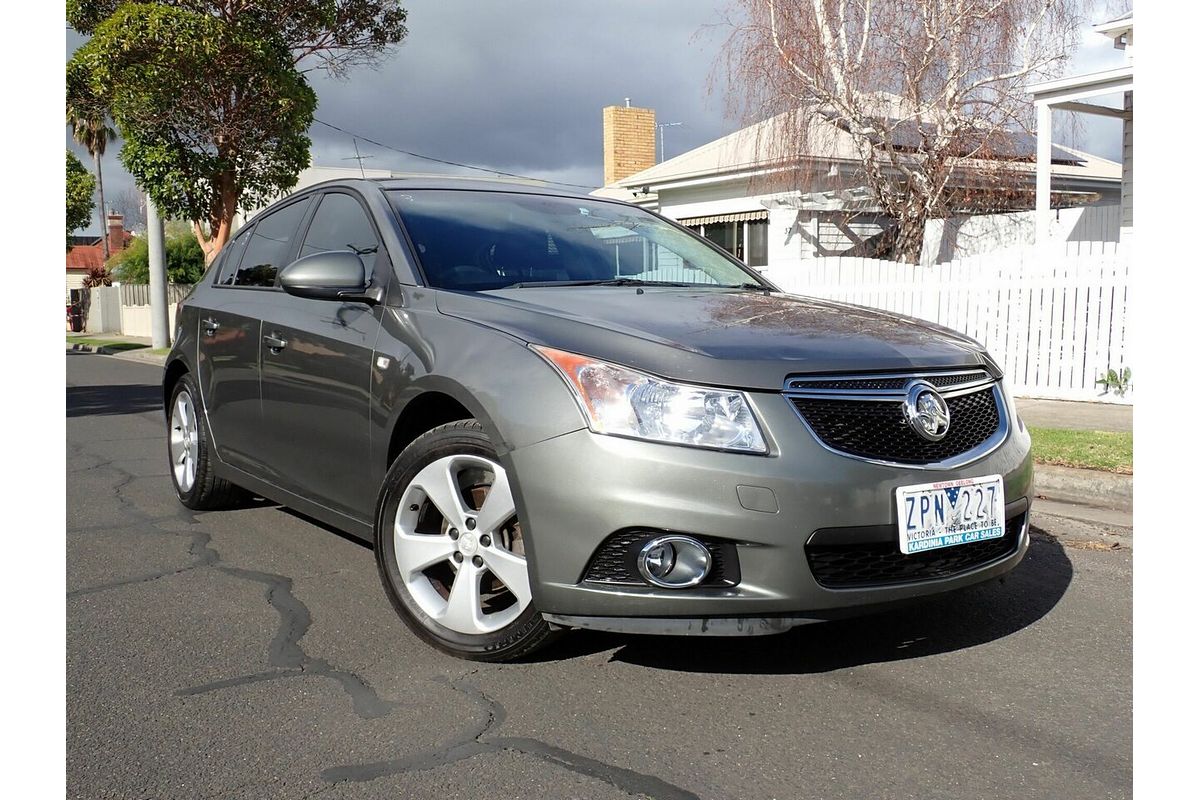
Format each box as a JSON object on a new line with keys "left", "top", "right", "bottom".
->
{"left": 67, "top": 353, "right": 1132, "bottom": 800}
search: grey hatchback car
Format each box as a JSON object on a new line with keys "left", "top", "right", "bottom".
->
{"left": 163, "top": 177, "right": 1033, "bottom": 661}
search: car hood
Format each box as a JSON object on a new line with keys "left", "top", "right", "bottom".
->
{"left": 435, "top": 287, "right": 990, "bottom": 391}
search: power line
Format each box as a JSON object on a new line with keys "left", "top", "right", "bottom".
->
{"left": 312, "top": 118, "right": 599, "bottom": 191}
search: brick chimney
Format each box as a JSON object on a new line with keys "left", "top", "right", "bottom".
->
{"left": 602, "top": 100, "right": 656, "bottom": 186}
{"left": 106, "top": 212, "right": 126, "bottom": 255}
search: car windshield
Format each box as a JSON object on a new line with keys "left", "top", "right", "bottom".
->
{"left": 387, "top": 189, "right": 769, "bottom": 292}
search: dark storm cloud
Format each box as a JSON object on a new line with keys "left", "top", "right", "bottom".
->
{"left": 67, "top": 1, "right": 1123, "bottom": 232}
{"left": 305, "top": 1, "right": 739, "bottom": 185}
{"left": 68, "top": 1, "right": 739, "bottom": 231}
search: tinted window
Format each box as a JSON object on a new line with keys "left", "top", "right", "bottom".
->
{"left": 299, "top": 193, "right": 380, "bottom": 275}
{"left": 388, "top": 190, "right": 766, "bottom": 292}
{"left": 231, "top": 198, "right": 311, "bottom": 287}
{"left": 215, "top": 229, "right": 252, "bottom": 285}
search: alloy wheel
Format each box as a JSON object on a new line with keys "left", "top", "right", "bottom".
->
{"left": 169, "top": 390, "right": 199, "bottom": 492}
{"left": 393, "top": 454, "right": 532, "bottom": 635}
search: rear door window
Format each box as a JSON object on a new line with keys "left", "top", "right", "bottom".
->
{"left": 229, "top": 198, "right": 312, "bottom": 287}
{"left": 215, "top": 229, "right": 252, "bottom": 285}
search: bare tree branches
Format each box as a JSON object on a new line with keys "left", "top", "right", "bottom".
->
{"left": 725, "top": 0, "right": 1088, "bottom": 262}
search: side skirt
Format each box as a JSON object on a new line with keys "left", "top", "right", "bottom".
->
{"left": 213, "top": 461, "right": 375, "bottom": 543}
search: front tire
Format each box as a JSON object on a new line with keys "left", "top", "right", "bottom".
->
{"left": 375, "top": 420, "right": 556, "bottom": 661}
{"left": 166, "top": 372, "right": 244, "bottom": 510}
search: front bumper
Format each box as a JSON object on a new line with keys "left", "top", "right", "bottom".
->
{"left": 507, "top": 391, "right": 1034, "bottom": 633}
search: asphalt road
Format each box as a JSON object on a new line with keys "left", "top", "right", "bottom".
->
{"left": 67, "top": 353, "right": 1132, "bottom": 800}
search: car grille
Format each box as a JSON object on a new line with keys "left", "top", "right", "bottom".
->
{"left": 581, "top": 530, "right": 739, "bottom": 587}
{"left": 805, "top": 512, "right": 1026, "bottom": 589}
{"left": 790, "top": 385, "right": 1001, "bottom": 464}
{"left": 787, "top": 370, "right": 990, "bottom": 392}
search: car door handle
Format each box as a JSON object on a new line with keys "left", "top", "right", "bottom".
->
{"left": 263, "top": 333, "right": 288, "bottom": 352}
{"left": 202, "top": 318, "right": 220, "bottom": 336}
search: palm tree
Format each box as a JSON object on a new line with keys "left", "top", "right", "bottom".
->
{"left": 66, "top": 107, "right": 118, "bottom": 259}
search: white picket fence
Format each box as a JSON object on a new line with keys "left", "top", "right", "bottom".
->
{"left": 83, "top": 284, "right": 191, "bottom": 338}
{"left": 762, "top": 243, "right": 1131, "bottom": 403}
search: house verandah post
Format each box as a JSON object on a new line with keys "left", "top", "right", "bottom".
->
{"left": 1035, "top": 101, "right": 1053, "bottom": 246}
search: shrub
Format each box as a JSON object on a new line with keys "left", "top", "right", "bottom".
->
{"left": 110, "top": 232, "right": 206, "bottom": 284}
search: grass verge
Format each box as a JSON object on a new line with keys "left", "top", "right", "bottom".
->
{"left": 67, "top": 336, "right": 149, "bottom": 352}
{"left": 1028, "top": 426, "right": 1132, "bottom": 474}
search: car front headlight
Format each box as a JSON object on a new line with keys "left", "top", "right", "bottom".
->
{"left": 532, "top": 345, "right": 767, "bottom": 453}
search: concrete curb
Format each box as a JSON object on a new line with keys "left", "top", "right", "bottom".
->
{"left": 1034, "top": 464, "right": 1132, "bottom": 512}
{"left": 108, "top": 349, "right": 168, "bottom": 367}
{"left": 67, "top": 344, "right": 167, "bottom": 367}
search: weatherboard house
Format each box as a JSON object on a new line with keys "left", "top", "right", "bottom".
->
{"left": 593, "top": 97, "right": 1120, "bottom": 275}
{"left": 1030, "top": 11, "right": 1133, "bottom": 245}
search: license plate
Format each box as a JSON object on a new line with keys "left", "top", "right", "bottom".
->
{"left": 895, "top": 475, "right": 1005, "bottom": 555}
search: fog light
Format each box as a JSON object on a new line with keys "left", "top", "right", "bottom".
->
{"left": 637, "top": 535, "right": 711, "bottom": 588}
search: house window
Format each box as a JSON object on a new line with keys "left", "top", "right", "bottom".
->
{"left": 745, "top": 220, "right": 768, "bottom": 267}
{"left": 684, "top": 216, "right": 769, "bottom": 267}
{"left": 703, "top": 221, "right": 738, "bottom": 258}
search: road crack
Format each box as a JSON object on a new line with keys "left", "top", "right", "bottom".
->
{"left": 321, "top": 678, "right": 700, "bottom": 800}
{"left": 70, "top": 391, "right": 693, "bottom": 798}
{"left": 176, "top": 565, "right": 397, "bottom": 720}
{"left": 69, "top": 434, "right": 397, "bottom": 721}
{"left": 69, "top": 528, "right": 219, "bottom": 598}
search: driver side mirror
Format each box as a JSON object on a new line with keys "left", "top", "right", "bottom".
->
{"left": 279, "top": 251, "right": 382, "bottom": 305}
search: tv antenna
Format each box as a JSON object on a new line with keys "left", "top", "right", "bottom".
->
{"left": 342, "top": 137, "right": 374, "bottom": 178}
{"left": 657, "top": 121, "right": 683, "bottom": 163}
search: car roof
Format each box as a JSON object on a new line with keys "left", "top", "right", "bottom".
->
{"left": 294, "top": 175, "right": 602, "bottom": 202}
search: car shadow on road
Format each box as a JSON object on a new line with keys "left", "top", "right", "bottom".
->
{"left": 537, "top": 530, "right": 1073, "bottom": 674}
{"left": 280, "top": 507, "right": 375, "bottom": 549}
{"left": 67, "top": 383, "right": 163, "bottom": 418}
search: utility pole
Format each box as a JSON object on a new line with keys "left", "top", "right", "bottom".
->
{"left": 657, "top": 121, "right": 682, "bottom": 163}
{"left": 146, "top": 194, "right": 170, "bottom": 349}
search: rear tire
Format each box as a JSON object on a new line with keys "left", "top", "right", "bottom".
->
{"left": 375, "top": 420, "right": 557, "bottom": 662}
{"left": 166, "top": 372, "right": 245, "bottom": 510}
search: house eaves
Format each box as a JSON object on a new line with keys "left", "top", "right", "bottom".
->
{"left": 611, "top": 109, "right": 1119, "bottom": 196}
{"left": 1093, "top": 12, "right": 1133, "bottom": 40}
{"left": 618, "top": 150, "right": 1117, "bottom": 197}
{"left": 1028, "top": 65, "right": 1133, "bottom": 105}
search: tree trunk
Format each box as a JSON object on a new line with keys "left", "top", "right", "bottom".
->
{"left": 892, "top": 211, "right": 928, "bottom": 265}
{"left": 94, "top": 152, "right": 109, "bottom": 261}
{"left": 193, "top": 171, "right": 238, "bottom": 265}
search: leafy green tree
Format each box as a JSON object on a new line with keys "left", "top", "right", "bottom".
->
{"left": 110, "top": 231, "right": 208, "bottom": 285}
{"left": 66, "top": 150, "right": 96, "bottom": 238}
{"left": 67, "top": 2, "right": 407, "bottom": 263}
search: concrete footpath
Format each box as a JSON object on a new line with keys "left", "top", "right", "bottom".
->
{"left": 1016, "top": 397, "right": 1132, "bottom": 432}
{"left": 1014, "top": 398, "right": 1133, "bottom": 535}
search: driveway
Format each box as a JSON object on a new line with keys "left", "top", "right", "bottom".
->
{"left": 67, "top": 353, "right": 1132, "bottom": 800}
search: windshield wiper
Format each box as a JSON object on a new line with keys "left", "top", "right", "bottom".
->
{"left": 506, "top": 278, "right": 695, "bottom": 288}
{"left": 716, "top": 282, "right": 772, "bottom": 291}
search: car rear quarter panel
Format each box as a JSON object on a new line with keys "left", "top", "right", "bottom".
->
{"left": 163, "top": 299, "right": 201, "bottom": 405}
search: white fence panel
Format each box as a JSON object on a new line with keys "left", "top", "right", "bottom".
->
{"left": 83, "top": 286, "right": 122, "bottom": 334}
{"left": 113, "top": 283, "right": 191, "bottom": 340}
{"left": 769, "top": 245, "right": 1131, "bottom": 403}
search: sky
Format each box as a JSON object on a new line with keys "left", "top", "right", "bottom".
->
{"left": 66, "top": 0, "right": 1130, "bottom": 235}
